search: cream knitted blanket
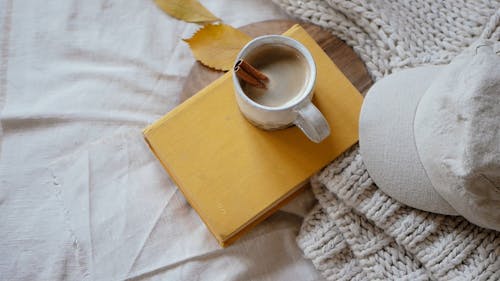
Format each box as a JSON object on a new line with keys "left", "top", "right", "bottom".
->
{"left": 273, "top": 1, "right": 500, "bottom": 279}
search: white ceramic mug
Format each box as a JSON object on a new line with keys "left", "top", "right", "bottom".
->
{"left": 232, "top": 35, "right": 330, "bottom": 143}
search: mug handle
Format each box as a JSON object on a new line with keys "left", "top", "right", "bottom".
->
{"left": 293, "top": 102, "right": 331, "bottom": 143}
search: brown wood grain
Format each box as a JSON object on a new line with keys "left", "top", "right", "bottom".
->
{"left": 180, "top": 20, "right": 372, "bottom": 102}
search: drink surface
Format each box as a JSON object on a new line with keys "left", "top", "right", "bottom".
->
{"left": 242, "top": 44, "right": 310, "bottom": 108}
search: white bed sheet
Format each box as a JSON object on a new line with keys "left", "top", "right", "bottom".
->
{"left": 0, "top": 0, "right": 322, "bottom": 280}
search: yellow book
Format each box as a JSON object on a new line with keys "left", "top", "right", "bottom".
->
{"left": 143, "top": 25, "right": 363, "bottom": 247}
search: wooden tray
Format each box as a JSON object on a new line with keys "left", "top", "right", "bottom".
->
{"left": 181, "top": 20, "right": 372, "bottom": 102}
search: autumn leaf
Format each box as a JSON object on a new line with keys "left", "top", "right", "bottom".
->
{"left": 183, "top": 24, "right": 252, "bottom": 71}
{"left": 155, "top": 0, "right": 219, "bottom": 24}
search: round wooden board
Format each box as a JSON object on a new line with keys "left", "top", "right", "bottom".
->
{"left": 181, "top": 20, "right": 373, "bottom": 102}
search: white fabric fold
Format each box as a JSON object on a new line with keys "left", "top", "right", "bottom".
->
{"left": 0, "top": 0, "right": 322, "bottom": 280}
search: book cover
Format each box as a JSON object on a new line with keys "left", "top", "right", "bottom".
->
{"left": 144, "top": 25, "right": 363, "bottom": 246}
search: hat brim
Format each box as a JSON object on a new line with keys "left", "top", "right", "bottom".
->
{"left": 359, "top": 66, "right": 458, "bottom": 215}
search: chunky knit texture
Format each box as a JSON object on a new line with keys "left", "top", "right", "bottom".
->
{"left": 274, "top": 0, "right": 500, "bottom": 80}
{"left": 273, "top": 1, "right": 500, "bottom": 280}
{"left": 298, "top": 147, "right": 500, "bottom": 280}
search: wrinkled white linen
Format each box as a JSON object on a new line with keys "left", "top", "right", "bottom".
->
{"left": 0, "top": 0, "right": 321, "bottom": 280}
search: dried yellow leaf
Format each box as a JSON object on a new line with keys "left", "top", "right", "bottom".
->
{"left": 184, "top": 24, "right": 252, "bottom": 71}
{"left": 155, "top": 0, "right": 219, "bottom": 24}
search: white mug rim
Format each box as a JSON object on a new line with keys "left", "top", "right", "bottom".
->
{"left": 232, "top": 35, "right": 317, "bottom": 112}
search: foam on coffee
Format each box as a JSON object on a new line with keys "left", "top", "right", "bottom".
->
{"left": 241, "top": 44, "right": 309, "bottom": 108}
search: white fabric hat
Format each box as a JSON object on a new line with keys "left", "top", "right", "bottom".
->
{"left": 359, "top": 40, "right": 500, "bottom": 231}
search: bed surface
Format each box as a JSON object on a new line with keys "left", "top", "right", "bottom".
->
{"left": 0, "top": 0, "right": 322, "bottom": 280}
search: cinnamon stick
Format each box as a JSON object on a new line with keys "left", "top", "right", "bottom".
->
{"left": 234, "top": 65, "right": 265, "bottom": 88}
{"left": 234, "top": 59, "right": 268, "bottom": 89}
{"left": 237, "top": 60, "right": 268, "bottom": 81}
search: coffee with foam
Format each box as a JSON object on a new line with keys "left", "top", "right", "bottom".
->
{"left": 241, "top": 44, "right": 310, "bottom": 108}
